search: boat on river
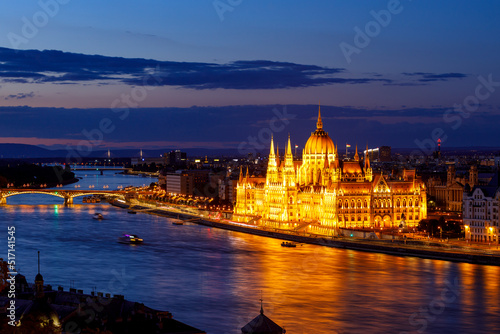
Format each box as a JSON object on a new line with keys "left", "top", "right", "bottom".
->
{"left": 118, "top": 234, "right": 143, "bottom": 244}
{"left": 281, "top": 241, "right": 296, "bottom": 247}
{"left": 93, "top": 213, "right": 104, "bottom": 220}
{"left": 172, "top": 219, "right": 184, "bottom": 225}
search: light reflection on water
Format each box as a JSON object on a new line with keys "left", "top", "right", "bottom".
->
{"left": 1, "top": 172, "right": 499, "bottom": 333}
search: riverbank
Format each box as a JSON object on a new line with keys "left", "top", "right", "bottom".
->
{"left": 111, "top": 200, "right": 500, "bottom": 266}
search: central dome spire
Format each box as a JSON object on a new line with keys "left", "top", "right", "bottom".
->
{"left": 304, "top": 104, "right": 334, "bottom": 155}
{"left": 317, "top": 103, "right": 323, "bottom": 130}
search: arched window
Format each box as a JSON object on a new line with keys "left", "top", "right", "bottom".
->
{"left": 357, "top": 200, "right": 362, "bottom": 208}
{"left": 403, "top": 199, "right": 407, "bottom": 207}
{"left": 396, "top": 199, "right": 400, "bottom": 207}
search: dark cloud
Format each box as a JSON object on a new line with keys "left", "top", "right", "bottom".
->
{"left": 402, "top": 72, "right": 468, "bottom": 82}
{"left": 0, "top": 104, "right": 495, "bottom": 149}
{"left": 4, "top": 92, "right": 35, "bottom": 100}
{"left": 0, "top": 47, "right": 390, "bottom": 90}
{"left": 383, "top": 82, "right": 429, "bottom": 87}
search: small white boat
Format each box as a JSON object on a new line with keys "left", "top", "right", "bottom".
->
{"left": 118, "top": 234, "right": 143, "bottom": 244}
{"left": 93, "top": 213, "right": 104, "bottom": 220}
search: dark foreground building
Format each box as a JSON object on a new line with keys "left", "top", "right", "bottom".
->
{"left": 241, "top": 303, "right": 285, "bottom": 334}
{"left": 0, "top": 262, "right": 206, "bottom": 334}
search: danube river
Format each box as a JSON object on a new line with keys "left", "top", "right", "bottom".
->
{"left": 1, "top": 171, "right": 500, "bottom": 333}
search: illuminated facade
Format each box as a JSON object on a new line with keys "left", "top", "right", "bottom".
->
{"left": 463, "top": 174, "right": 499, "bottom": 243}
{"left": 234, "top": 107, "right": 427, "bottom": 234}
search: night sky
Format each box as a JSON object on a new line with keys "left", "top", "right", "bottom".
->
{"left": 0, "top": 0, "right": 499, "bottom": 150}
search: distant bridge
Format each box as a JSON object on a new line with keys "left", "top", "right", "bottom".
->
{"left": 71, "top": 168, "right": 131, "bottom": 171}
{"left": 0, "top": 188, "right": 127, "bottom": 205}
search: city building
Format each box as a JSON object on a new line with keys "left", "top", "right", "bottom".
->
{"left": 463, "top": 172, "right": 499, "bottom": 243}
{"left": 379, "top": 146, "right": 391, "bottom": 162}
{"left": 427, "top": 164, "right": 478, "bottom": 212}
{"left": 166, "top": 150, "right": 187, "bottom": 168}
{"left": 233, "top": 107, "right": 427, "bottom": 234}
{"left": 0, "top": 259, "right": 206, "bottom": 333}
{"left": 165, "top": 171, "right": 193, "bottom": 195}
{"left": 218, "top": 177, "right": 238, "bottom": 204}
{"left": 165, "top": 169, "right": 220, "bottom": 197}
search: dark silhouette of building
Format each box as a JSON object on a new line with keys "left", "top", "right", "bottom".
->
{"left": 379, "top": 146, "right": 391, "bottom": 162}
{"left": 241, "top": 301, "right": 285, "bottom": 334}
{"left": 0, "top": 256, "right": 206, "bottom": 333}
{"left": 166, "top": 150, "right": 187, "bottom": 168}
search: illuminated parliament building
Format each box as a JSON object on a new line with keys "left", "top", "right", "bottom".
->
{"left": 234, "top": 107, "right": 427, "bottom": 234}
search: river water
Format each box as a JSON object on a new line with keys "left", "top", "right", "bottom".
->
{"left": 1, "top": 170, "right": 499, "bottom": 334}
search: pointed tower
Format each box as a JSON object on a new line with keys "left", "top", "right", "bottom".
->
{"left": 364, "top": 144, "right": 370, "bottom": 169}
{"left": 322, "top": 149, "right": 330, "bottom": 186}
{"left": 447, "top": 164, "right": 456, "bottom": 187}
{"left": 241, "top": 298, "right": 284, "bottom": 334}
{"left": 245, "top": 166, "right": 249, "bottom": 183}
{"left": 283, "top": 134, "right": 295, "bottom": 186}
{"left": 238, "top": 166, "right": 244, "bottom": 184}
{"left": 266, "top": 136, "right": 279, "bottom": 184}
{"left": 469, "top": 165, "right": 478, "bottom": 187}
{"left": 276, "top": 144, "right": 280, "bottom": 168}
{"left": 354, "top": 145, "right": 359, "bottom": 161}
{"left": 285, "top": 134, "right": 293, "bottom": 167}
{"left": 317, "top": 102, "right": 323, "bottom": 130}
{"left": 332, "top": 143, "right": 341, "bottom": 182}
{"left": 35, "top": 251, "right": 44, "bottom": 298}
{"left": 364, "top": 144, "right": 373, "bottom": 182}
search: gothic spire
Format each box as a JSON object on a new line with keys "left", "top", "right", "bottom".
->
{"left": 269, "top": 135, "right": 275, "bottom": 158}
{"left": 276, "top": 144, "right": 280, "bottom": 168}
{"left": 365, "top": 144, "right": 370, "bottom": 169}
{"left": 316, "top": 103, "right": 323, "bottom": 130}
{"left": 286, "top": 134, "right": 292, "bottom": 156}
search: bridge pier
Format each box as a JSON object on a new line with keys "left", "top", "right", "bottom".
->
{"left": 64, "top": 196, "right": 73, "bottom": 205}
{"left": 0, "top": 197, "right": 6, "bottom": 205}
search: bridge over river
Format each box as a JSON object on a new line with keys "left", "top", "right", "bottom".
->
{"left": 0, "top": 188, "right": 126, "bottom": 205}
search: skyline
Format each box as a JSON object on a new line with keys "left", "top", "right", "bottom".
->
{"left": 0, "top": 1, "right": 499, "bottom": 150}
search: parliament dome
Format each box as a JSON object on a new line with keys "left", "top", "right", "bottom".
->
{"left": 304, "top": 106, "right": 335, "bottom": 154}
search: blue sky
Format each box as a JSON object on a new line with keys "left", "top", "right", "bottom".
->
{"left": 0, "top": 0, "right": 499, "bottom": 150}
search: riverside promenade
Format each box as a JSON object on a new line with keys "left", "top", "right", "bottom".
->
{"left": 111, "top": 199, "right": 500, "bottom": 266}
